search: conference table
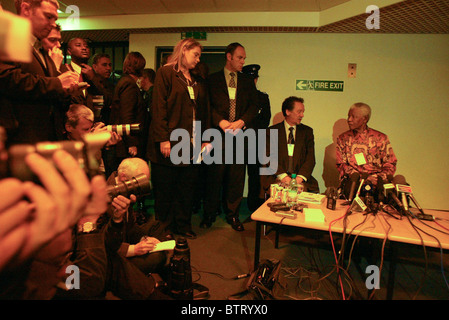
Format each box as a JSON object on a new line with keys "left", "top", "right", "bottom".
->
{"left": 251, "top": 197, "right": 449, "bottom": 299}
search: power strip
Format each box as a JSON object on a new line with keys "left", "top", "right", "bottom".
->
{"left": 275, "top": 211, "right": 297, "bottom": 219}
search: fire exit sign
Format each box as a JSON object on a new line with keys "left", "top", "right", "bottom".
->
{"left": 181, "top": 32, "right": 207, "bottom": 40}
{"left": 296, "top": 80, "right": 344, "bottom": 92}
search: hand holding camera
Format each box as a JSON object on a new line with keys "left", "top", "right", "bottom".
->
{"left": 92, "top": 122, "right": 122, "bottom": 147}
{"left": 111, "top": 194, "right": 136, "bottom": 223}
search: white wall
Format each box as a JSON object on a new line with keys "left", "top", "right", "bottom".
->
{"left": 131, "top": 32, "right": 449, "bottom": 210}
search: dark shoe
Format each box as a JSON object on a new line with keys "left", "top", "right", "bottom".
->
{"left": 179, "top": 230, "right": 197, "bottom": 239}
{"left": 226, "top": 217, "right": 244, "bottom": 232}
{"left": 200, "top": 216, "right": 215, "bottom": 229}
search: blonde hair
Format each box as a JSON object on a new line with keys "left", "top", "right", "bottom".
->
{"left": 166, "top": 38, "right": 202, "bottom": 71}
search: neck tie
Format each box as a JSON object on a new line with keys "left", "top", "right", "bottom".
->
{"left": 288, "top": 127, "right": 294, "bottom": 174}
{"left": 288, "top": 127, "right": 295, "bottom": 144}
{"left": 229, "top": 72, "right": 236, "bottom": 122}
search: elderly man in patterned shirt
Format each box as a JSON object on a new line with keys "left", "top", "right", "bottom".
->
{"left": 336, "top": 102, "right": 397, "bottom": 191}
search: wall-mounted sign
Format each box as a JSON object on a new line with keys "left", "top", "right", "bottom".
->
{"left": 181, "top": 32, "right": 207, "bottom": 40}
{"left": 296, "top": 80, "right": 344, "bottom": 92}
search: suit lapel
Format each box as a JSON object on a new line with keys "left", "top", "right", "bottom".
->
{"left": 293, "top": 124, "right": 303, "bottom": 161}
{"left": 276, "top": 121, "right": 289, "bottom": 169}
{"left": 218, "top": 70, "right": 228, "bottom": 96}
{"left": 32, "top": 49, "right": 50, "bottom": 76}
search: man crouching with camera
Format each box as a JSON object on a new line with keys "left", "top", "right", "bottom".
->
{"left": 106, "top": 157, "right": 171, "bottom": 276}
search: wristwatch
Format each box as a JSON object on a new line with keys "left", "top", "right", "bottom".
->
{"left": 78, "top": 221, "right": 97, "bottom": 233}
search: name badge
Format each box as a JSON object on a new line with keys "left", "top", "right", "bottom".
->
{"left": 228, "top": 87, "right": 236, "bottom": 100}
{"left": 187, "top": 86, "right": 195, "bottom": 100}
{"left": 288, "top": 144, "right": 295, "bottom": 157}
{"left": 355, "top": 152, "right": 367, "bottom": 166}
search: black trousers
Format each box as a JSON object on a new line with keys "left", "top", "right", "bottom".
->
{"left": 203, "top": 163, "right": 246, "bottom": 219}
{"left": 151, "top": 162, "right": 198, "bottom": 233}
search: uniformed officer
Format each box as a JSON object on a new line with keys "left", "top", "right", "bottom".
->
{"left": 241, "top": 64, "right": 271, "bottom": 212}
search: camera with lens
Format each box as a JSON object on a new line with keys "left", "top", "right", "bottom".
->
{"left": 167, "top": 237, "right": 193, "bottom": 300}
{"left": 106, "top": 123, "right": 141, "bottom": 136}
{"left": 0, "top": 128, "right": 111, "bottom": 182}
{"left": 107, "top": 173, "right": 151, "bottom": 199}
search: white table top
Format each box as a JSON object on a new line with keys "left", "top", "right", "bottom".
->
{"left": 251, "top": 198, "right": 449, "bottom": 249}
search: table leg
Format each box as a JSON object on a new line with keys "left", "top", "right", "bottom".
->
{"left": 386, "top": 243, "right": 397, "bottom": 300}
{"left": 254, "top": 221, "right": 261, "bottom": 269}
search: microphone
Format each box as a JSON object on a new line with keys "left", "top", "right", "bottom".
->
{"left": 355, "top": 172, "right": 369, "bottom": 198}
{"left": 337, "top": 173, "right": 349, "bottom": 198}
{"left": 377, "top": 175, "right": 385, "bottom": 205}
{"left": 348, "top": 172, "right": 369, "bottom": 212}
{"left": 362, "top": 179, "right": 376, "bottom": 213}
{"left": 393, "top": 175, "right": 409, "bottom": 212}
{"left": 347, "top": 172, "right": 360, "bottom": 203}
{"left": 394, "top": 175, "right": 425, "bottom": 215}
{"left": 384, "top": 175, "right": 404, "bottom": 212}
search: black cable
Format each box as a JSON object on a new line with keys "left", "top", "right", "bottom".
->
{"left": 405, "top": 211, "right": 449, "bottom": 292}
{"left": 404, "top": 211, "right": 428, "bottom": 299}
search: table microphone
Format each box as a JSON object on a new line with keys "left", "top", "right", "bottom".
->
{"left": 393, "top": 175, "right": 409, "bottom": 212}
{"left": 355, "top": 172, "right": 369, "bottom": 198}
{"left": 394, "top": 175, "right": 425, "bottom": 215}
{"left": 347, "top": 172, "right": 360, "bottom": 203}
{"left": 384, "top": 175, "right": 404, "bottom": 212}
{"left": 377, "top": 175, "right": 385, "bottom": 205}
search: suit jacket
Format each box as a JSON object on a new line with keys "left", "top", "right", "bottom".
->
{"left": 207, "top": 69, "right": 258, "bottom": 130}
{"left": 0, "top": 47, "right": 67, "bottom": 145}
{"left": 247, "top": 90, "right": 271, "bottom": 130}
{"left": 147, "top": 64, "right": 210, "bottom": 166}
{"left": 261, "top": 121, "right": 319, "bottom": 194}
{"left": 110, "top": 74, "right": 147, "bottom": 158}
{"left": 59, "top": 63, "right": 93, "bottom": 111}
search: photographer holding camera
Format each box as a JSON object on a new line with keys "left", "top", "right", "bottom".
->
{"left": 0, "top": 147, "right": 109, "bottom": 299}
{"left": 64, "top": 104, "right": 121, "bottom": 175}
{"left": 106, "top": 157, "right": 170, "bottom": 276}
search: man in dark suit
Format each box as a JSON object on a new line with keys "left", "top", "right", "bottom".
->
{"left": 202, "top": 42, "right": 258, "bottom": 231}
{"left": 260, "top": 96, "right": 319, "bottom": 198}
{"left": 0, "top": 0, "right": 79, "bottom": 145}
{"left": 60, "top": 38, "right": 95, "bottom": 111}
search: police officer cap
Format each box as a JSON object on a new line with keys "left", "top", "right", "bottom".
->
{"left": 242, "top": 64, "right": 260, "bottom": 78}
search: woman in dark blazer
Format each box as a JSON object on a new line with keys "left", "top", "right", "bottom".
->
{"left": 110, "top": 52, "right": 147, "bottom": 169}
{"left": 147, "top": 38, "right": 210, "bottom": 239}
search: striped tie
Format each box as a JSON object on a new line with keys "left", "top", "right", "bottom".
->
{"left": 229, "top": 72, "right": 236, "bottom": 122}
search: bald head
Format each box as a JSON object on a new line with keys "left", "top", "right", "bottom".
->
{"left": 117, "top": 158, "right": 150, "bottom": 182}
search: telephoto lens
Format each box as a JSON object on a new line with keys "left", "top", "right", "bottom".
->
{"left": 106, "top": 123, "right": 141, "bottom": 136}
{"left": 107, "top": 173, "right": 151, "bottom": 199}
{"left": 168, "top": 237, "right": 193, "bottom": 300}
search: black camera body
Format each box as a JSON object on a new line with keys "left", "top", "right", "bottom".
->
{"left": 0, "top": 131, "right": 111, "bottom": 181}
